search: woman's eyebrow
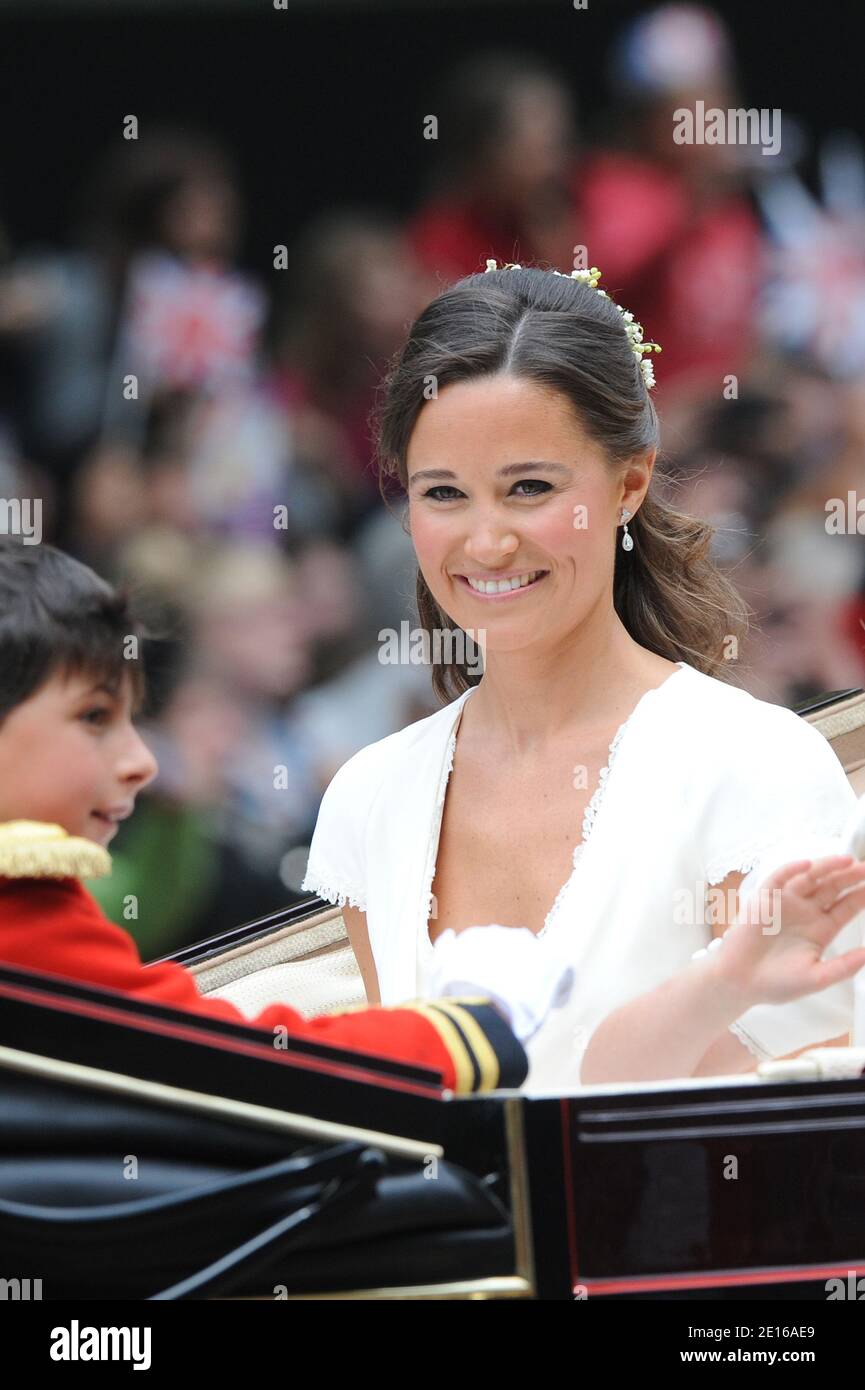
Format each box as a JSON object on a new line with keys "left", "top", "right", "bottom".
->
{"left": 409, "top": 460, "right": 571, "bottom": 484}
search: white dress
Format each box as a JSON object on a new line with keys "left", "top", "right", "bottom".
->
{"left": 301, "top": 660, "right": 862, "bottom": 1091}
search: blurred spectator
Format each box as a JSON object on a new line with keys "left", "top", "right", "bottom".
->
{"left": 406, "top": 50, "right": 582, "bottom": 283}
{"left": 578, "top": 3, "right": 763, "bottom": 397}
{"left": 756, "top": 131, "right": 865, "bottom": 379}
{"left": 293, "top": 501, "right": 440, "bottom": 783}
{"left": 91, "top": 540, "right": 327, "bottom": 950}
{"left": 406, "top": 20, "right": 762, "bottom": 400}
{"left": 71, "top": 380, "right": 341, "bottom": 573}
{"left": 266, "top": 211, "right": 428, "bottom": 535}
{"left": 0, "top": 128, "right": 263, "bottom": 533}
{"left": 670, "top": 363, "right": 865, "bottom": 704}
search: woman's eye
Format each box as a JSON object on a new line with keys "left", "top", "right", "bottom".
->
{"left": 424, "top": 485, "right": 463, "bottom": 501}
{"left": 511, "top": 479, "right": 553, "bottom": 497}
{"left": 423, "top": 480, "right": 553, "bottom": 501}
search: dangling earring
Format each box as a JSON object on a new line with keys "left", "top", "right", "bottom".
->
{"left": 620, "top": 507, "right": 633, "bottom": 551}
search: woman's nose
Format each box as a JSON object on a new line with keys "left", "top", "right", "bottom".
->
{"left": 463, "top": 517, "right": 520, "bottom": 564}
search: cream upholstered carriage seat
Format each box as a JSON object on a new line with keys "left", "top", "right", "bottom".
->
{"left": 191, "top": 900, "right": 364, "bottom": 1020}
{"left": 806, "top": 686, "right": 865, "bottom": 796}
{"left": 195, "top": 686, "right": 865, "bottom": 1021}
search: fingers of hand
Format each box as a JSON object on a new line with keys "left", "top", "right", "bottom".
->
{"left": 812, "top": 863, "right": 865, "bottom": 912}
{"left": 789, "top": 855, "right": 854, "bottom": 897}
{"left": 764, "top": 859, "right": 812, "bottom": 893}
{"left": 812, "top": 945, "right": 865, "bottom": 992}
{"left": 824, "top": 882, "right": 865, "bottom": 931}
{"left": 769, "top": 861, "right": 865, "bottom": 941}
{"left": 795, "top": 881, "right": 865, "bottom": 955}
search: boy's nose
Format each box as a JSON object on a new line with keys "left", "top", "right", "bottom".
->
{"left": 121, "top": 728, "right": 159, "bottom": 790}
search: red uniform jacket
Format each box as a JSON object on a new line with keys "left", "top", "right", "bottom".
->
{"left": 0, "top": 830, "right": 526, "bottom": 1094}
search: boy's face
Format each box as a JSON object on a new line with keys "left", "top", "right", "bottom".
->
{"left": 0, "top": 669, "right": 158, "bottom": 846}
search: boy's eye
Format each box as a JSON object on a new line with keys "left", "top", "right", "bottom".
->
{"left": 80, "top": 706, "right": 111, "bottom": 727}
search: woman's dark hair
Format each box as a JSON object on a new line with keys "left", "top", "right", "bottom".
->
{"left": 374, "top": 264, "right": 750, "bottom": 702}
{"left": 0, "top": 537, "right": 145, "bottom": 723}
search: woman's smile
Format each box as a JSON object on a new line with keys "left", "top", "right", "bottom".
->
{"left": 453, "top": 568, "right": 550, "bottom": 600}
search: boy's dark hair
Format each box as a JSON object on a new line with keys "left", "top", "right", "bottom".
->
{"left": 0, "top": 538, "right": 145, "bottom": 723}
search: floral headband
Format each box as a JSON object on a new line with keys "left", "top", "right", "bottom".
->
{"left": 484, "top": 259, "right": 662, "bottom": 390}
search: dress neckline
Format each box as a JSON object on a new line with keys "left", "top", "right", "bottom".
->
{"left": 421, "top": 661, "right": 689, "bottom": 952}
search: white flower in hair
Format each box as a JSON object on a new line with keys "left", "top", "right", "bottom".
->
{"left": 483, "top": 258, "right": 662, "bottom": 389}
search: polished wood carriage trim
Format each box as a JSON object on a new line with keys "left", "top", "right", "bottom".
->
{"left": 0, "top": 974, "right": 440, "bottom": 1095}
{"left": 581, "top": 1261, "right": 865, "bottom": 1297}
{"left": 0, "top": 1044, "right": 442, "bottom": 1162}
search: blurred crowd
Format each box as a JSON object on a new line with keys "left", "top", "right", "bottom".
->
{"left": 1, "top": 3, "right": 863, "bottom": 954}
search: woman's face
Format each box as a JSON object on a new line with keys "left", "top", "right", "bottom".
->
{"left": 406, "top": 375, "right": 645, "bottom": 655}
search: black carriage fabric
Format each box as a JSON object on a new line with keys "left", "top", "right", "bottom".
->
{"left": 0, "top": 1070, "right": 514, "bottom": 1299}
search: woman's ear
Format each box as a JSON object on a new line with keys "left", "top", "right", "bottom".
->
{"left": 620, "top": 447, "right": 656, "bottom": 517}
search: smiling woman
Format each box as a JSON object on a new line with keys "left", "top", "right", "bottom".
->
{"left": 379, "top": 265, "right": 749, "bottom": 703}
{"left": 300, "top": 262, "right": 865, "bottom": 1089}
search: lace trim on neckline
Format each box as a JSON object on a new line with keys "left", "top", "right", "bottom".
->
{"left": 423, "top": 670, "right": 679, "bottom": 947}
{"left": 421, "top": 696, "right": 469, "bottom": 952}
{"left": 539, "top": 714, "right": 633, "bottom": 938}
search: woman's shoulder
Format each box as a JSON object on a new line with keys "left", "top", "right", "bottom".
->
{"left": 302, "top": 690, "right": 473, "bottom": 909}
{"left": 664, "top": 665, "right": 856, "bottom": 887}
{"left": 675, "top": 663, "right": 831, "bottom": 745}
{"left": 672, "top": 662, "right": 851, "bottom": 792}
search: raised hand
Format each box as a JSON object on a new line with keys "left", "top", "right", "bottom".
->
{"left": 712, "top": 855, "right": 865, "bottom": 1008}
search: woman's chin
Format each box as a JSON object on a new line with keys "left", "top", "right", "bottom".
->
{"left": 463, "top": 627, "right": 539, "bottom": 656}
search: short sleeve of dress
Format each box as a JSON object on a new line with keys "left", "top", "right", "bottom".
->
{"left": 699, "top": 703, "right": 857, "bottom": 888}
{"left": 695, "top": 702, "right": 861, "bottom": 1060}
{"left": 300, "top": 740, "right": 386, "bottom": 912}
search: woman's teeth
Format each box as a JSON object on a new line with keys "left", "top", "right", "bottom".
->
{"left": 465, "top": 570, "right": 544, "bottom": 594}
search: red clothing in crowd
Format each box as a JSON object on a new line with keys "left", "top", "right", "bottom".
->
{"left": 406, "top": 153, "right": 762, "bottom": 392}
{"left": 406, "top": 193, "right": 538, "bottom": 284}
{"left": 577, "top": 152, "right": 762, "bottom": 391}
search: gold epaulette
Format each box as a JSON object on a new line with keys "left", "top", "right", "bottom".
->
{"left": 0, "top": 821, "right": 111, "bottom": 881}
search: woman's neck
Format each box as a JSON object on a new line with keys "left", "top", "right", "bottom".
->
{"left": 464, "top": 615, "right": 677, "bottom": 756}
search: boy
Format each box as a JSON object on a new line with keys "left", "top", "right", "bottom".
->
{"left": 0, "top": 537, "right": 543, "bottom": 1093}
